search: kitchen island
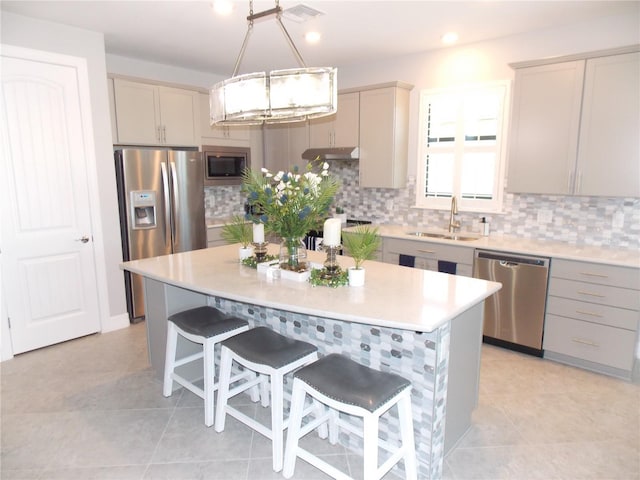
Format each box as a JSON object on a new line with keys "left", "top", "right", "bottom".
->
{"left": 121, "top": 244, "right": 501, "bottom": 479}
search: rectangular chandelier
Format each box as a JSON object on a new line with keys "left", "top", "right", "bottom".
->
{"left": 210, "top": 67, "right": 337, "bottom": 125}
{"left": 209, "top": 1, "right": 337, "bottom": 126}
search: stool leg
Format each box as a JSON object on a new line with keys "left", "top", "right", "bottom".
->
{"left": 270, "top": 372, "right": 285, "bottom": 472}
{"left": 398, "top": 393, "right": 417, "bottom": 480}
{"left": 203, "top": 337, "right": 215, "bottom": 427}
{"left": 315, "top": 400, "right": 328, "bottom": 440}
{"left": 163, "top": 322, "right": 178, "bottom": 397}
{"left": 328, "top": 408, "right": 339, "bottom": 444}
{"left": 283, "top": 379, "right": 306, "bottom": 479}
{"left": 214, "top": 346, "right": 233, "bottom": 432}
{"left": 259, "top": 374, "right": 270, "bottom": 407}
{"left": 363, "top": 413, "right": 379, "bottom": 480}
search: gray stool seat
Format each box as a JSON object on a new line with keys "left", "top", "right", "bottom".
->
{"left": 221, "top": 326, "right": 317, "bottom": 369}
{"left": 294, "top": 353, "right": 411, "bottom": 413}
{"left": 168, "top": 306, "right": 248, "bottom": 338}
{"left": 215, "top": 327, "right": 319, "bottom": 472}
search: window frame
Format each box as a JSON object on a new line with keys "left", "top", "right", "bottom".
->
{"left": 415, "top": 80, "right": 510, "bottom": 213}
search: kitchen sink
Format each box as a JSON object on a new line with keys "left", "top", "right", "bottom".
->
{"left": 405, "top": 231, "right": 479, "bottom": 241}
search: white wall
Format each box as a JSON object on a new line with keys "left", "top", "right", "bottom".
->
{"left": 0, "top": 12, "right": 129, "bottom": 358}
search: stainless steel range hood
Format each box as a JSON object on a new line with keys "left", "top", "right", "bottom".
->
{"left": 302, "top": 147, "right": 359, "bottom": 161}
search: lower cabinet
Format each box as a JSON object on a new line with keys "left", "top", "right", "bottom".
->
{"left": 207, "top": 226, "right": 227, "bottom": 248}
{"left": 543, "top": 259, "right": 639, "bottom": 378}
{"left": 382, "top": 237, "right": 473, "bottom": 276}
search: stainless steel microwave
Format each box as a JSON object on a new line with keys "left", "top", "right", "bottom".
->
{"left": 203, "top": 146, "right": 250, "bottom": 186}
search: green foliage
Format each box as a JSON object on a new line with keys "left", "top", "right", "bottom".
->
{"left": 309, "top": 267, "right": 349, "bottom": 288}
{"left": 221, "top": 215, "right": 252, "bottom": 247}
{"left": 342, "top": 225, "right": 381, "bottom": 270}
{"left": 242, "top": 160, "right": 340, "bottom": 239}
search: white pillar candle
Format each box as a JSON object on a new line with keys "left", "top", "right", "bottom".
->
{"left": 253, "top": 223, "right": 264, "bottom": 243}
{"left": 323, "top": 218, "right": 342, "bottom": 247}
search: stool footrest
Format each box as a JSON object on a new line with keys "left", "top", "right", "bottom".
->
{"left": 296, "top": 448, "right": 352, "bottom": 480}
{"left": 225, "top": 406, "right": 274, "bottom": 440}
{"left": 173, "top": 351, "right": 204, "bottom": 369}
{"left": 171, "top": 373, "right": 205, "bottom": 399}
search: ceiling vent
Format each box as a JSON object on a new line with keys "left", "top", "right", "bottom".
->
{"left": 282, "top": 4, "right": 325, "bottom": 23}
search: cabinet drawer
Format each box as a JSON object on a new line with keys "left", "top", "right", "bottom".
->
{"left": 548, "top": 277, "right": 640, "bottom": 310}
{"left": 551, "top": 259, "right": 640, "bottom": 289}
{"left": 383, "top": 238, "right": 474, "bottom": 265}
{"left": 207, "top": 240, "right": 227, "bottom": 248}
{"left": 543, "top": 314, "right": 636, "bottom": 371}
{"left": 207, "top": 226, "right": 224, "bottom": 243}
{"left": 546, "top": 296, "right": 638, "bottom": 330}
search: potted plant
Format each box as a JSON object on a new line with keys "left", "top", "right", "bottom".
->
{"left": 221, "top": 215, "right": 253, "bottom": 260}
{"left": 342, "top": 225, "right": 381, "bottom": 286}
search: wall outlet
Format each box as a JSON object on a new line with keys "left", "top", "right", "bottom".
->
{"left": 612, "top": 210, "right": 625, "bottom": 229}
{"left": 385, "top": 199, "right": 394, "bottom": 211}
{"left": 537, "top": 209, "right": 553, "bottom": 224}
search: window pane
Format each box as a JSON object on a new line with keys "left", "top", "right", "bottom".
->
{"left": 464, "top": 91, "right": 499, "bottom": 146}
{"left": 427, "top": 98, "right": 457, "bottom": 145}
{"left": 461, "top": 153, "right": 495, "bottom": 199}
{"left": 425, "top": 153, "right": 454, "bottom": 197}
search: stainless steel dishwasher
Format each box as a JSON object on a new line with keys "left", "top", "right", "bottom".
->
{"left": 473, "top": 250, "right": 550, "bottom": 356}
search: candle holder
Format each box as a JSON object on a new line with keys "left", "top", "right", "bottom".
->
{"left": 321, "top": 244, "right": 342, "bottom": 279}
{"left": 252, "top": 242, "right": 269, "bottom": 263}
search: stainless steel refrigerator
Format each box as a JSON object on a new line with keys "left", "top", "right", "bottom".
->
{"left": 115, "top": 148, "right": 206, "bottom": 321}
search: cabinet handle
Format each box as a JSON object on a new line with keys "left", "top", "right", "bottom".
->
{"left": 417, "top": 249, "right": 436, "bottom": 254}
{"left": 156, "top": 126, "right": 162, "bottom": 142}
{"left": 567, "top": 171, "right": 573, "bottom": 192}
{"left": 579, "top": 271, "right": 608, "bottom": 278}
{"left": 571, "top": 337, "right": 599, "bottom": 348}
{"left": 575, "top": 309, "right": 603, "bottom": 318}
{"left": 576, "top": 171, "right": 583, "bottom": 193}
{"left": 577, "top": 290, "right": 605, "bottom": 298}
{"left": 162, "top": 126, "right": 167, "bottom": 143}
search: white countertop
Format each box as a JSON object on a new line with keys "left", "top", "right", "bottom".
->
{"left": 363, "top": 224, "right": 640, "bottom": 268}
{"left": 121, "top": 244, "right": 501, "bottom": 333}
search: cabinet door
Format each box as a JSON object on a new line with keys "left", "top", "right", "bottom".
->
{"left": 507, "top": 61, "right": 584, "bottom": 194}
{"left": 576, "top": 52, "right": 640, "bottom": 197}
{"left": 157, "top": 86, "right": 198, "bottom": 146}
{"left": 264, "top": 122, "right": 309, "bottom": 172}
{"left": 198, "top": 93, "right": 250, "bottom": 145}
{"left": 309, "top": 92, "right": 359, "bottom": 148}
{"left": 333, "top": 92, "right": 359, "bottom": 147}
{"left": 359, "top": 86, "right": 410, "bottom": 188}
{"left": 113, "top": 79, "right": 160, "bottom": 145}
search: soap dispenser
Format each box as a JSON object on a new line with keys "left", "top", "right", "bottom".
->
{"left": 480, "top": 217, "right": 490, "bottom": 236}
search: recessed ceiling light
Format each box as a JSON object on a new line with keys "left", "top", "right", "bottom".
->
{"left": 212, "top": 0, "right": 233, "bottom": 16}
{"left": 441, "top": 32, "right": 459, "bottom": 45}
{"left": 305, "top": 31, "right": 321, "bottom": 43}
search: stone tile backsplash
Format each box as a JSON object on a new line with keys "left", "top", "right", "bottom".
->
{"left": 205, "top": 161, "right": 639, "bottom": 249}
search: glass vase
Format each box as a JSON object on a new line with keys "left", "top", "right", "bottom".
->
{"left": 279, "top": 237, "right": 308, "bottom": 272}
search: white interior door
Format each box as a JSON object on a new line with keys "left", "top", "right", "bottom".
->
{"left": 0, "top": 46, "right": 101, "bottom": 354}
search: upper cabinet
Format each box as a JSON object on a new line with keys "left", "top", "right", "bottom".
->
{"left": 359, "top": 82, "right": 413, "bottom": 188}
{"left": 112, "top": 78, "right": 199, "bottom": 146}
{"left": 507, "top": 48, "right": 640, "bottom": 197}
{"left": 262, "top": 121, "right": 309, "bottom": 173}
{"left": 309, "top": 92, "right": 359, "bottom": 148}
{"left": 198, "top": 92, "right": 251, "bottom": 146}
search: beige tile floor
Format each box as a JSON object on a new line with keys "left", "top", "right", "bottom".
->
{"left": 1, "top": 322, "right": 638, "bottom": 480}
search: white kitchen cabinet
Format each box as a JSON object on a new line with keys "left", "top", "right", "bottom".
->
{"left": 576, "top": 52, "right": 640, "bottom": 197}
{"left": 113, "top": 78, "right": 199, "bottom": 146}
{"left": 359, "top": 82, "right": 413, "bottom": 188}
{"left": 507, "top": 48, "right": 640, "bottom": 197}
{"left": 198, "top": 92, "right": 251, "bottom": 146}
{"left": 207, "top": 226, "right": 227, "bottom": 248}
{"left": 262, "top": 121, "right": 309, "bottom": 173}
{"left": 309, "top": 92, "right": 359, "bottom": 148}
{"left": 543, "top": 259, "right": 639, "bottom": 378}
{"left": 382, "top": 237, "right": 473, "bottom": 277}
{"left": 107, "top": 77, "right": 118, "bottom": 145}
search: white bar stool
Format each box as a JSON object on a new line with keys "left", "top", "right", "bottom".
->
{"left": 283, "top": 353, "right": 417, "bottom": 480}
{"left": 162, "top": 306, "right": 249, "bottom": 427}
{"left": 214, "top": 327, "right": 319, "bottom": 472}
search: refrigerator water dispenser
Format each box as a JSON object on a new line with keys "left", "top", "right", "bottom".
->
{"left": 130, "top": 191, "right": 156, "bottom": 229}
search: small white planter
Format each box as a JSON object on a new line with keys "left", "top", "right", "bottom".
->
{"left": 348, "top": 267, "right": 366, "bottom": 287}
{"left": 239, "top": 246, "right": 253, "bottom": 261}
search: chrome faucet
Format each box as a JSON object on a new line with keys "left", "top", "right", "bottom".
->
{"left": 448, "top": 196, "right": 461, "bottom": 233}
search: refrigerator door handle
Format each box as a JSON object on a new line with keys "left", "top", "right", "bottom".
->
{"left": 160, "top": 161, "right": 172, "bottom": 248}
{"left": 170, "top": 160, "right": 179, "bottom": 249}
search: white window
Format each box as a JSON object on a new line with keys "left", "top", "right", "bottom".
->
{"left": 415, "top": 81, "right": 509, "bottom": 213}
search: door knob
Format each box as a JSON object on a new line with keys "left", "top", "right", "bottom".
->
{"left": 76, "top": 236, "right": 90, "bottom": 243}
